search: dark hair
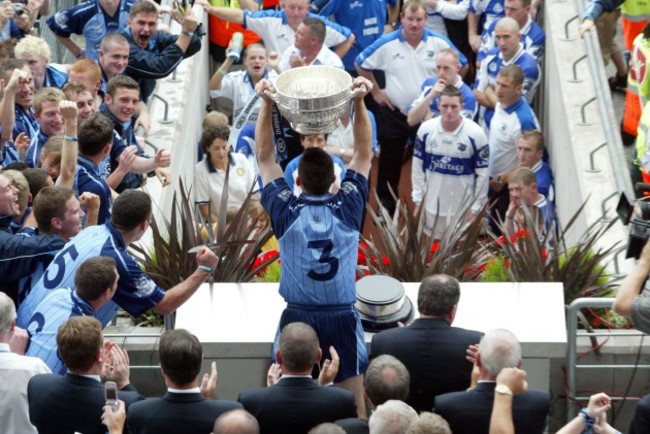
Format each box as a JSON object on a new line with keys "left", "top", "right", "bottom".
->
{"left": 4, "top": 161, "right": 28, "bottom": 171}
{"left": 302, "top": 17, "right": 326, "bottom": 45}
{"left": 297, "top": 148, "right": 335, "bottom": 195}
{"left": 57, "top": 316, "right": 103, "bottom": 372}
{"left": 106, "top": 75, "right": 140, "bottom": 98}
{"left": 32, "top": 186, "right": 74, "bottom": 233}
{"left": 201, "top": 125, "right": 231, "bottom": 153}
{"left": 78, "top": 113, "right": 115, "bottom": 156}
{"left": 129, "top": 0, "right": 159, "bottom": 18}
{"left": 279, "top": 322, "right": 319, "bottom": 372}
{"left": 23, "top": 168, "right": 52, "bottom": 200}
{"left": 364, "top": 355, "right": 410, "bottom": 406}
{"left": 440, "top": 85, "right": 463, "bottom": 104}
{"left": 110, "top": 189, "right": 152, "bottom": 231}
{"left": 159, "top": 329, "right": 203, "bottom": 385}
{"left": 75, "top": 256, "right": 117, "bottom": 302}
{"left": 417, "top": 275, "right": 460, "bottom": 316}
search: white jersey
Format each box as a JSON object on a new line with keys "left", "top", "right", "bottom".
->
{"left": 488, "top": 97, "right": 539, "bottom": 177}
{"left": 279, "top": 44, "right": 343, "bottom": 71}
{"left": 243, "top": 10, "right": 350, "bottom": 54}
{"left": 412, "top": 117, "right": 490, "bottom": 216}
{"left": 425, "top": 0, "right": 470, "bottom": 36}
{"left": 356, "top": 29, "right": 468, "bottom": 115}
{"left": 209, "top": 69, "right": 278, "bottom": 125}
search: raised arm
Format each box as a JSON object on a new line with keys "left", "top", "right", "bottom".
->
{"left": 613, "top": 238, "right": 650, "bottom": 317}
{"left": 56, "top": 101, "right": 78, "bottom": 189}
{"left": 254, "top": 79, "right": 284, "bottom": 186}
{"left": 195, "top": 0, "right": 245, "bottom": 23}
{"left": 347, "top": 77, "right": 373, "bottom": 178}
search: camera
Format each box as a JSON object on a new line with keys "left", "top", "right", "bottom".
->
{"left": 617, "top": 192, "right": 650, "bottom": 259}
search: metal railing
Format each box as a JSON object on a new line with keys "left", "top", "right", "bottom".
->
{"left": 571, "top": 0, "right": 635, "bottom": 203}
{"left": 566, "top": 298, "right": 649, "bottom": 422}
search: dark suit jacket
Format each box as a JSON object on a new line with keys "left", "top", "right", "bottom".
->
{"left": 126, "top": 391, "right": 242, "bottom": 434}
{"left": 369, "top": 318, "right": 483, "bottom": 412}
{"left": 28, "top": 373, "right": 143, "bottom": 434}
{"left": 238, "top": 377, "right": 357, "bottom": 434}
{"left": 434, "top": 382, "right": 550, "bottom": 434}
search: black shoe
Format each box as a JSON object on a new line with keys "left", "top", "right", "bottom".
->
{"left": 609, "top": 74, "right": 627, "bottom": 91}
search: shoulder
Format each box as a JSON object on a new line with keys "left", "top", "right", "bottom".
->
{"left": 434, "top": 389, "right": 472, "bottom": 409}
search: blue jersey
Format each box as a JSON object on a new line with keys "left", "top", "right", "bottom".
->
{"left": 25, "top": 129, "right": 49, "bottom": 168}
{"left": 310, "top": 0, "right": 398, "bottom": 71}
{"left": 17, "top": 223, "right": 165, "bottom": 329}
{"left": 74, "top": 155, "right": 112, "bottom": 224}
{"left": 25, "top": 289, "right": 95, "bottom": 375}
{"left": 47, "top": 0, "right": 135, "bottom": 60}
{"left": 14, "top": 105, "right": 38, "bottom": 140}
{"left": 43, "top": 65, "right": 69, "bottom": 89}
{"left": 409, "top": 76, "right": 478, "bottom": 120}
{"left": 15, "top": 226, "right": 48, "bottom": 305}
{"left": 261, "top": 170, "right": 368, "bottom": 306}
{"left": 477, "top": 16, "right": 545, "bottom": 63}
{"left": 532, "top": 160, "right": 554, "bottom": 202}
{"left": 469, "top": 0, "right": 505, "bottom": 35}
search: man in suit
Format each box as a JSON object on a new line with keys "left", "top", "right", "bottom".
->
{"left": 336, "top": 354, "right": 411, "bottom": 434}
{"left": 238, "top": 322, "right": 357, "bottom": 434}
{"left": 434, "top": 329, "right": 550, "bottom": 434}
{"left": 369, "top": 274, "right": 483, "bottom": 412}
{"left": 127, "top": 329, "right": 241, "bottom": 434}
{"left": 27, "top": 316, "right": 143, "bottom": 434}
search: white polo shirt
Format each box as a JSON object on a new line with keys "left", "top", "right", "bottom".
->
{"left": 194, "top": 152, "right": 257, "bottom": 217}
{"left": 209, "top": 69, "right": 278, "bottom": 125}
{"left": 243, "top": 10, "right": 350, "bottom": 54}
{"left": 356, "top": 29, "right": 468, "bottom": 115}
{"left": 488, "top": 97, "right": 538, "bottom": 177}
{"left": 279, "top": 44, "right": 344, "bottom": 71}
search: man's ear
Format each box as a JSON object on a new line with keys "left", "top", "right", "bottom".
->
{"left": 296, "top": 176, "right": 302, "bottom": 187}
{"left": 51, "top": 217, "right": 63, "bottom": 231}
{"left": 275, "top": 350, "right": 284, "bottom": 366}
{"left": 315, "top": 348, "right": 322, "bottom": 365}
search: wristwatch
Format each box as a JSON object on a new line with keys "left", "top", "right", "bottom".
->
{"left": 495, "top": 384, "right": 513, "bottom": 396}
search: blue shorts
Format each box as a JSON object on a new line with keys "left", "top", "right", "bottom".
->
{"left": 273, "top": 303, "right": 368, "bottom": 383}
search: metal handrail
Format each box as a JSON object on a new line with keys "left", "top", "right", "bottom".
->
{"left": 574, "top": 1, "right": 635, "bottom": 201}
{"left": 566, "top": 298, "right": 649, "bottom": 422}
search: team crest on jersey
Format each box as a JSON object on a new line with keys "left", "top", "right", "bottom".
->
{"left": 457, "top": 143, "right": 467, "bottom": 152}
{"left": 426, "top": 50, "right": 435, "bottom": 58}
{"left": 54, "top": 12, "right": 69, "bottom": 28}
{"left": 134, "top": 275, "right": 157, "bottom": 298}
{"left": 479, "top": 146, "right": 489, "bottom": 161}
{"left": 488, "top": 62, "right": 497, "bottom": 72}
{"left": 392, "top": 53, "right": 403, "bottom": 60}
{"left": 500, "top": 123, "right": 507, "bottom": 132}
{"left": 236, "top": 167, "right": 245, "bottom": 176}
{"left": 341, "top": 182, "right": 358, "bottom": 195}
{"left": 278, "top": 189, "right": 292, "bottom": 202}
{"left": 494, "top": 3, "right": 504, "bottom": 13}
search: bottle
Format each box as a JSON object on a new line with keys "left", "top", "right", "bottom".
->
{"left": 226, "top": 32, "right": 244, "bottom": 62}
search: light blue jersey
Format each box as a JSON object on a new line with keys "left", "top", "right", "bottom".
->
{"left": 25, "top": 289, "right": 95, "bottom": 375}
{"left": 17, "top": 223, "right": 164, "bottom": 328}
{"left": 262, "top": 170, "right": 368, "bottom": 306}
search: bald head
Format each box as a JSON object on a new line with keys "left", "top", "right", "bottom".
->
{"left": 495, "top": 16, "right": 520, "bottom": 33}
{"left": 364, "top": 355, "right": 410, "bottom": 406}
{"left": 0, "top": 292, "right": 16, "bottom": 339}
{"left": 212, "top": 409, "right": 259, "bottom": 434}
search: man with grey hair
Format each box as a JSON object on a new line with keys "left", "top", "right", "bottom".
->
{"left": 368, "top": 400, "right": 418, "bottom": 434}
{"left": 405, "top": 412, "right": 451, "bottom": 434}
{"left": 0, "top": 292, "right": 51, "bottom": 434}
{"left": 212, "top": 409, "right": 259, "bottom": 434}
{"left": 369, "top": 274, "right": 483, "bottom": 412}
{"left": 433, "top": 329, "right": 549, "bottom": 434}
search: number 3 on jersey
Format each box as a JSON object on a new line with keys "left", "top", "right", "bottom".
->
{"left": 307, "top": 240, "right": 339, "bottom": 281}
{"left": 43, "top": 244, "right": 79, "bottom": 289}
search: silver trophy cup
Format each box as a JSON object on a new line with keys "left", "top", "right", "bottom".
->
{"left": 264, "top": 66, "right": 362, "bottom": 134}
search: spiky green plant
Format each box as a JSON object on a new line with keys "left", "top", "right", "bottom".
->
{"left": 359, "top": 191, "right": 489, "bottom": 282}
{"left": 130, "top": 179, "right": 279, "bottom": 286}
